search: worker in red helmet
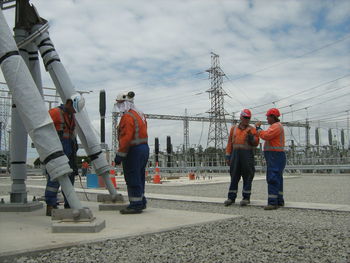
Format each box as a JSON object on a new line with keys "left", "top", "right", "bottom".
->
{"left": 224, "top": 109, "right": 259, "bottom": 207}
{"left": 256, "top": 108, "right": 286, "bottom": 210}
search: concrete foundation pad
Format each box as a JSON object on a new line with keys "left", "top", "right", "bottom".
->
{"left": 52, "top": 218, "right": 106, "bottom": 233}
{"left": 0, "top": 199, "right": 237, "bottom": 258}
{"left": 99, "top": 202, "right": 128, "bottom": 211}
{"left": 51, "top": 207, "right": 94, "bottom": 221}
{"left": 0, "top": 200, "right": 43, "bottom": 212}
{"left": 97, "top": 193, "right": 124, "bottom": 202}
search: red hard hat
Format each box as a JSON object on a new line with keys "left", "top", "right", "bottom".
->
{"left": 241, "top": 109, "right": 252, "bottom": 118}
{"left": 266, "top": 108, "right": 281, "bottom": 117}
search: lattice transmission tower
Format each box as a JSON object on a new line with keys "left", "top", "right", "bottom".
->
{"left": 206, "top": 52, "right": 228, "bottom": 149}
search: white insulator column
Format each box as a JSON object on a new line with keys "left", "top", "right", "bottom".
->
{"left": 0, "top": 10, "right": 82, "bottom": 209}
{"left": 33, "top": 28, "right": 117, "bottom": 198}
{"left": 9, "top": 28, "right": 29, "bottom": 203}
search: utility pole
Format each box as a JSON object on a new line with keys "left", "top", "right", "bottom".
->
{"left": 183, "top": 108, "right": 189, "bottom": 166}
{"left": 183, "top": 108, "right": 189, "bottom": 152}
{"left": 347, "top": 110, "right": 350, "bottom": 150}
{"left": 305, "top": 118, "right": 310, "bottom": 159}
{"left": 206, "top": 52, "right": 228, "bottom": 149}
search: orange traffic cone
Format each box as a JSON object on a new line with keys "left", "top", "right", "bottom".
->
{"left": 153, "top": 162, "right": 161, "bottom": 184}
{"left": 188, "top": 172, "right": 195, "bottom": 180}
{"left": 98, "top": 170, "right": 117, "bottom": 188}
{"left": 110, "top": 169, "right": 117, "bottom": 188}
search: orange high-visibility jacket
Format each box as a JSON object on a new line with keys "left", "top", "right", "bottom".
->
{"left": 117, "top": 109, "right": 148, "bottom": 157}
{"left": 226, "top": 124, "right": 259, "bottom": 156}
{"left": 49, "top": 106, "right": 76, "bottom": 140}
{"left": 258, "top": 122, "right": 285, "bottom": 151}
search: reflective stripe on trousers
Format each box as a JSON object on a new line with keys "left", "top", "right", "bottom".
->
{"left": 264, "top": 151, "right": 286, "bottom": 205}
{"left": 45, "top": 172, "right": 75, "bottom": 207}
{"left": 45, "top": 152, "right": 76, "bottom": 207}
{"left": 227, "top": 149, "right": 255, "bottom": 200}
{"left": 122, "top": 144, "right": 149, "bottom": 209}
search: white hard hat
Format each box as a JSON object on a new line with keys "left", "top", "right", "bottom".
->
{"left": 116, "top": 91, "right": 135, "bottom": 102}
{"left": 71, "top": 94, "right": 85, "bottom": 113}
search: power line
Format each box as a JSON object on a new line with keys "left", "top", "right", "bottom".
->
{"left": 278, "top": 84, "right": 350, "bottom": 109}
{"left": 294, "top": 108, "right": 350, "bottom": 122}
{"left": 253, "top": 84, "right": 350, "bottom": 116}
{"left": 281, "top": 92, "right": 350, "bottom": 116}
{"left": 246, "top": 73, "right": 350, "bottom": 110}
{"left": 225, "top": 33, "right": 350, "bottom": 82}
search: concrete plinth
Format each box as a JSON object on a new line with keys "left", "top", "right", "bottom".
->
{"left": 99, "top": 203, "right": 128, "bottom": 211}
{"left": 50, "top": 207, "right": 105, "bottom": 233}
{"left": 97, "top": 193, "right": 124, "bottom": 202}
{"left": 52, "top": 218, "right": 106, "bottom": 233}
{"left": 51, "top": 207, "right": 93, "bottom": 221}
{"left": 0, "top": 201, "right": 43, "bottom": 212}
{"left": 97, "top": 193, "right": 126, "bottom": 211}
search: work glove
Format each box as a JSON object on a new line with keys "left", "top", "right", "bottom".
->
{"left": 114, "top": 154, "right": 124, "bottom": 166}
{"left": 225, "top": 155, "right": 231, "bottom": 166}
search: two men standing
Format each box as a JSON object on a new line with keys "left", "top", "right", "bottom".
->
{"left": 225, "top": 108, "right": 286, "bottom": 210}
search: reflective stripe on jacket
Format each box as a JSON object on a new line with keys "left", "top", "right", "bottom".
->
{"left": 259, "top": 122, "right": 285, "bottom": 151}
{"left": 117, "top": 109, "right": 148, "bottom": 157}
{"left": 226, "top": 124, "right": 259, "bottom": 156}
{"left": 49, "top": 106, "right": 76, "bottom": 140}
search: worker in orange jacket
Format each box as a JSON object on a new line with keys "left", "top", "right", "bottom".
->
{"left": 81, "top": 160, "right": 89, "bottom": 177}
{"left": 256, "top": 108, "right": 286, "bottom": 210}
{"left": 224, "top": 109, "right": 259, "bottom": 207}
{"left": 45, "top": 98, "right": 80, "bottom": 216}
{"left": 115, "top": 91, "right": 149, "bottom": 214}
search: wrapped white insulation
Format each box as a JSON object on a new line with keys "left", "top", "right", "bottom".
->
{"left": 33, "top": 28, "right": 117, "bottom": 198}
{"left": 0, "top": 10, "right": 82, "bottom": 209}
{"left": 10, "top": 28, "right": 29, "bottom": 202}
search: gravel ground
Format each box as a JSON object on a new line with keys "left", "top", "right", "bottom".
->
{"left": 134, "top": 174, "right": 350, "bottom": 205}
{"left": 1, "top": 174, "right": 350, "bottom": 205}
{"left": 3, "top": 200, "right": 349, "bottom": 263}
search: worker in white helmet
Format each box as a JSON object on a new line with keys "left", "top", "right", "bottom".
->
{"left": 115, "top": 91, "right": 149, "bottom": 214}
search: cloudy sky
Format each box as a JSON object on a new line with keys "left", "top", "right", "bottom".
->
{"left": 1, "top": 0, "right": 350, "bottom": 157}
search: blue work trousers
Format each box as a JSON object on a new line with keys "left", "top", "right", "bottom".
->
{"left": 45, "top": 150, "right": 76, "bottom": 208}
{"left": 227, "top": 149, "right": 255, "bottom": 201}
{"left": 45, "top": 172, "right": 75, "bottom": 207}
{"left": 122, "top": 144, "right": 149, "bottom": 209}
{"left": 264, "top": 151, "right": 286, "bottom": 205}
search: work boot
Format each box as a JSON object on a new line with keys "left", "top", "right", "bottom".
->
{"left": 46, "top": 205, "right": 58, "bottom": 216}
{"left": 224, "top": 199, "right": 235, "bottom": 206}
{"left": 264, "top": 205, "right": 279, "bottom": 210}
{"left": 240, "top": 199, "right": 250, "bottom": 206}
{"left": 278, "top": 202, "right": 285, "bottom": 207}
{"left": 120, "top": 207, "right": 143, "bottom": 214}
